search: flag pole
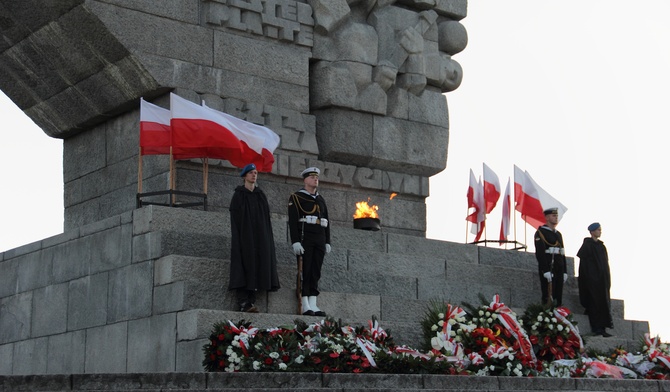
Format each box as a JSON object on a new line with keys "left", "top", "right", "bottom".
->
{"left": 138, "top": 146, "right": 143, "bottom": 194}
{"left": 202, "top": 158, "right": 209, "bottom": 195}
{"left": 169, "top": 147, "right": 175, "bottom": 205}
{"left": 464, "top": 213, "right": 469, "bottom": 244}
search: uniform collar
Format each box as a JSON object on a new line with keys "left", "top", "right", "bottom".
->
{"left": 298, "top": 188, "right": 319, "bottom": 198}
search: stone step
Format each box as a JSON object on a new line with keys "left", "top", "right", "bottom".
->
{"left": 152, "top": 255, "right": 634, "bottom": 332}
{"left": 0, "top": 372, "right": 665, "bottom": 391}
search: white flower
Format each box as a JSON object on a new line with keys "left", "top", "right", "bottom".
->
{"left": 537, "top": 315, "right": 543, "bottom": 321}
{"left": 548, "top": 324, "right": 554, "bottom": 330}
{"left": 438, "top": 313, "right": 445, "bottom": 319}
{"left": 531, "top": 325, "right": 537, "bottom": 330}
{"left": 487, "top": 318, "right": 493, "bottom": 324}
{"left": 491, "top": 314, "right": 498, "bottom": 320}
{"left": 551, "top": 318, "right": 557, "bottom": 323}
{"left": 490, "top": 365, "right": 495, "bottom": 371}
{"left": 479, "top": 310, "right": 484, "bottom": 316}
{"left": 544, "top": 317, "right": 550, "bottom": 323}
{"left": 253, "top": 361, "right": 261, "bottom": 370}
{"left": 438, "top": 320, "right": 445, "bottom": 327}
{"left": 472, "top": 317, "right": 478, "bottom": 323}
{"left": 295, "top": 355, "right": 304, "bottom": 364}
{"left": 557, "top": 325, "right": 564, "bottom": 331}
{"left": 485, "top": 311, "right": 491, "bottom": 317}
{"left": 449, "top": 319, "right": 457, "bottom": 325}
{"left": 279, "top": 363, "right": 287, "bottom": 370}
{"left": 431, "top": 325, "right": 438, "bottom": 331}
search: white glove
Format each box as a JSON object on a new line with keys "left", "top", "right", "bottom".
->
{"left": 320, "top": 218, "right": 328, "bottom": 228}
{"left": 543, "top": 271, "right": 552, "bottom": 282}
{"left": 563, "top": 273, "right": 568, "bottom": 283}
{"left": 292, "top": 242, "right": 304, "bottom": 256}
{"left": 325, "top": 243, "right": 331, "bottom": 253}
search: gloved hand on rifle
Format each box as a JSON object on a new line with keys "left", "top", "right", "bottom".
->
{"left": 563, "top": 273, "right": 568, "bottom": 283}
{"left": 325, "top": 243, "right": 331, "bottom": 253}
{"left": 543, "top": 271, "right": 552, "bottom": 282}
{"left": 292, "top": 242, "right": 304, "bottom": 256}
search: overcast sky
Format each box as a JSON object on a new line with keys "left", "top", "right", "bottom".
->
{"left": 2, "top": 1, "right": 669, "bottom": 339}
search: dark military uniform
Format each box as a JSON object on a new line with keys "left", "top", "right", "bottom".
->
{"left": 534, "top": 225, "right": 567, "bottom": 306}
{"left": 288, "top": 189, "right": 330, "bottom": 297}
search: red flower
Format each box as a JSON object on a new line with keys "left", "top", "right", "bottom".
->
{"left": 555, "top": 335, "right": 564, "bottom": 346}
{"left": 219, "top": 360, "right": 225, "bottom": 368}
{"left": 313, "top": 357, "right": 322, "bottom": 364}
{"left": 529, "top": 335, "right": 539, "bottom": 344}
{"left": 218, "top": 334, "right": 225, "bottom": 341}
{"left": 350, "top": 354, "right": 360, "bottom": 360}
{"left": 282, "top": 355, "right": 290, "bottom": 362}
{"left": 329, "top": 352, "right": 340, "bottom": 358}
{"left": 352, "top": 368, "right": 363, "bottom": 373}
{"left": 323, "top": 366, "right": 330, "bottom": 373}
{"left": 264, "top": 357, "right": 274, "bottom": 365}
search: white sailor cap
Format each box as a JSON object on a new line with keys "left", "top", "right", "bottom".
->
{"left": 301, "top": 167, "right": 320, "bottom": 178}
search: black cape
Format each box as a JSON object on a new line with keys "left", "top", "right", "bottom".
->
{"left": 577, "top": 237, "right": 612, "bottom": 330}
{"left": 228, "top": 185, "right": 280, "bottom": 292}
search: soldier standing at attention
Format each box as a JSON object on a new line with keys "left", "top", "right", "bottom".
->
{"left": 288, "top": 167, "right": 331, "bottom": 316}
{"left": 534, "top": 207, "right": 567, "bottom": 307}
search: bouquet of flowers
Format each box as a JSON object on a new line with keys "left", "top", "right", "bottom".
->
{"left": 295, "top": 317, "right": 392, "bottom": 373}
{"left": 521, "top": 304, "right": 583, "bottom": 362}
{"left": 203, "top": 320, "right": 259, "bottom": 372}
{"left": 460, "top": 295, "right": 538, "bottom": 376}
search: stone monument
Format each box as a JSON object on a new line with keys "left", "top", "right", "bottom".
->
{"left": 0, "top": 0, "right": 467, "bottom": 235}
{"left": 0, "top": 0, "right": 648, "bottom": 377}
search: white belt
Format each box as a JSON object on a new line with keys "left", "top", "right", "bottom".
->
{"left": 545, "top": 247, "right": 564, "bottom": 255}
{"left": 299, "top": 216, "right": 321, "bottom": 225}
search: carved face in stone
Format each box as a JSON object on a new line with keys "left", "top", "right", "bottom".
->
{"left": 309, "top": 0, "right": 467, "bottom": 176}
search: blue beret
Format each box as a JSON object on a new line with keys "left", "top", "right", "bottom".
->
{"left": 588, "top": 222, "right": 600, "bottom": 232}
{"left": 240, "top": 163, "right": 256, "bottom": 177}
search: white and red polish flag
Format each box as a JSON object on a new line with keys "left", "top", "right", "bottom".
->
{"left": 171, "top": 93, "right": 280, "bottom": 171}
{"left": 513, "top": 165, "right": 567, "bottom": 228}
{"left": 201, "top": 101, "right": 280, "bottom": 172}
{"left": 170, "top": 93, "right": 244, "bottom": 162}
{"left": 499, "top": 178, "right": 511, "bottom": 243}
{"left": 483, "top": 163, "right": 501, "bottom": 214}
{"left": 466, "top": 170, "right": 486, "bottom": 241}
{"left": 139, "top": 98, "right": 172, "bottom": 155}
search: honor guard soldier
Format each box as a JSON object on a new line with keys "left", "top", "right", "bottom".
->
{"left": 288, "top": 167, "right": 331, "bottom": 316}
{"left": 228, "top": 163, "right": 280, "bottom": 313}
{"left": 534, "top": 207, "right": 567, "bottom": 307}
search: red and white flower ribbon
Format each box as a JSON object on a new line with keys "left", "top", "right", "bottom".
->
{"left": 553, "top": 306, "right": 584, "bottom": 350}
{"left": 488, "top": 294, "right": 537, "bottom": 365}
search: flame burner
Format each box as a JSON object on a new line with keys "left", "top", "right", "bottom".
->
{"left": 353, "top": 217, "right": 380, "bottom": 231}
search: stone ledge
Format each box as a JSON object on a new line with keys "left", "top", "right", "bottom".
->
{"left": 0, "top": 372, "right": 666, "bottom": 391}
